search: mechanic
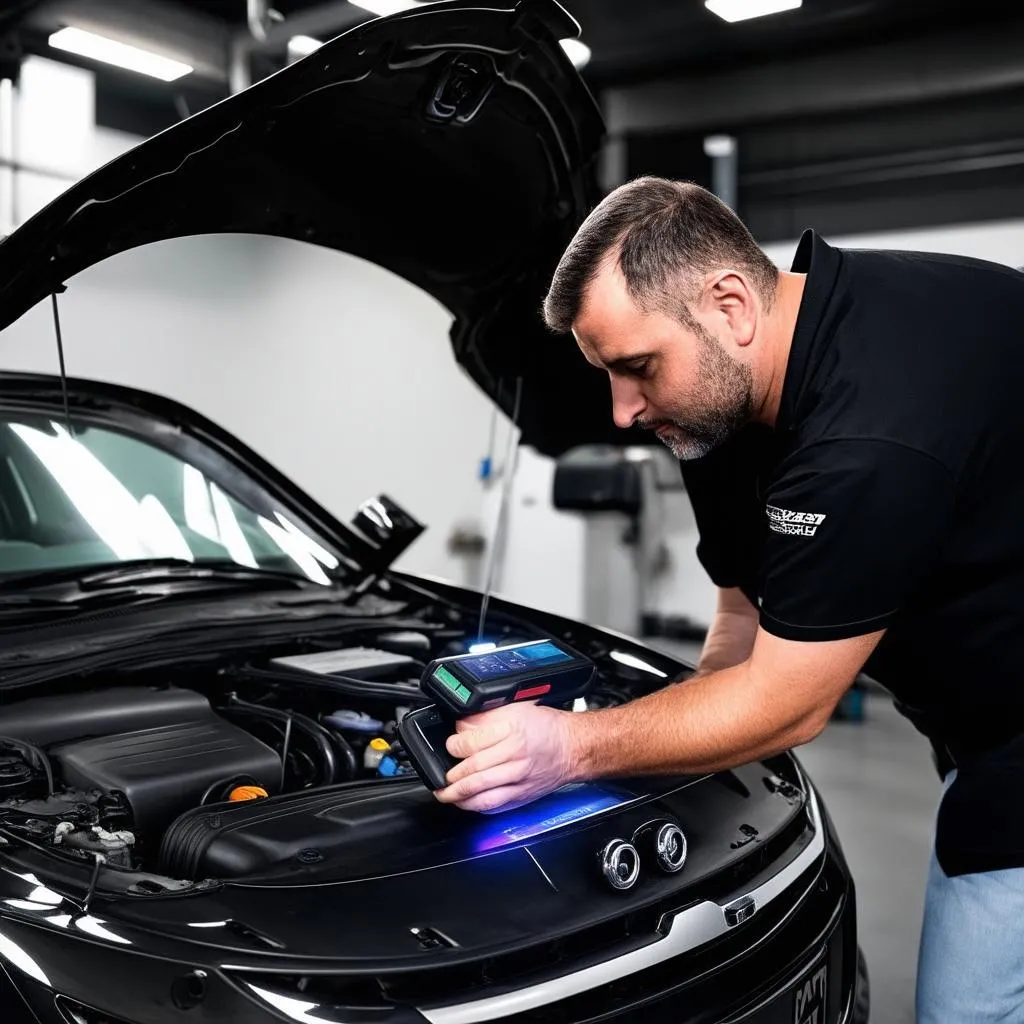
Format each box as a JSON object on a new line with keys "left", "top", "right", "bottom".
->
{"left": 433, "top": 175, "right": 1024, "bottom": 1021}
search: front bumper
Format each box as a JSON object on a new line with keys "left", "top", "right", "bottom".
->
{"left": 1, "top": 787, "right": 856, "bottom": 1024}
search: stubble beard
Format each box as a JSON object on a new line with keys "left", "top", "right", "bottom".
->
{"left": 640, "top": 325, "right": 754, "bottom": 461}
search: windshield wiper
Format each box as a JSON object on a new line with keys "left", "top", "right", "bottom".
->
{"left": 79, "top": 558, "right": 317, "bottom": 589}
{"left": 0, "top": 594, "right": 81, "bottom": 609}
{"left": 0, "top": 558, "right": 324, "bottom": 594}
{"left": 0, "top": 592, "right": 94, "bottom": 628}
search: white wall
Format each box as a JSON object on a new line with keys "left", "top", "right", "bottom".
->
{"left": 0, "top": 59, "right": 500, "bottom": 585}
{"left": 13, "top": 57, "right": 140, "bottom": 223}
{"left": 1, "top": 235, "right": 500, "bottom": 584}
{"left": 762, "top": 218, "right": 1024, "bottom": 271}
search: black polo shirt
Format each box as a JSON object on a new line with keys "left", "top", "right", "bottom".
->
{"left": 680, "top": 230, "right": 1024, "bottom": 876}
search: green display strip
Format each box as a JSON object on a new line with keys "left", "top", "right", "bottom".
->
{"left": 434, "top": 665, "right": 471, "bottom": 703}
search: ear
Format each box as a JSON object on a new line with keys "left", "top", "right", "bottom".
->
{"left": 707, "top": 270, "right": 758, "bottom": 348}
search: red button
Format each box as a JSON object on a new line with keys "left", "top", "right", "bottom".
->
{"left": 514, "top": 683, "right": 551, "bottom": 701}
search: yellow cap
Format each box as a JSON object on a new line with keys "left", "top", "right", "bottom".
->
{"left": 229, "top": 785, "right": 268, "bottom": 802}
{"left": 370, "top": 738, "right": 390, "bottom": 752}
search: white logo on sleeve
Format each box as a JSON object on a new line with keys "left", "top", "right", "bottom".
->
{"left": 766, "top": 504, "right": 827, "bottom": 537}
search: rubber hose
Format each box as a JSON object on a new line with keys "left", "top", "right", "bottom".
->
{"left": 0, "top": 735, "right": 54, "bottom": 796}
{"left": 219, "top": 699, "right": 350, "bottom": 785}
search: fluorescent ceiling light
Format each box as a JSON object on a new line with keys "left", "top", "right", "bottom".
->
{"left": 287, "top": 35, "right": 323, "bottom": 57}
{"left": 704, "top": 0, "right": 802, "bottom": 23}
{"left": 48, "top": 26, "right": 193, "bottom": 81}
{"left": 560, "top": 38, "right": 591, "bottom": 69}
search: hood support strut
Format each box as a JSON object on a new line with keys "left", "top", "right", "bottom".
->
{"left": 49, "top": 288, "right": 73, "bottom": 437}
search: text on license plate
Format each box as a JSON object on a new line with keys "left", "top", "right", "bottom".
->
{"left": 793, "top": 963, "right": 827, "bottom": 1024}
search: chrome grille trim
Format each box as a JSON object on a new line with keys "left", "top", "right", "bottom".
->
{"left": 419, "top": 787, "right": 826, "bottom": 1024}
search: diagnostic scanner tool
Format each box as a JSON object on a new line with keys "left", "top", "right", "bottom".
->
{"left": 397, "top": 639, "right": 594, "bottom": 790}
{"left": 396, "top": 705, "right": 459, "bottom": 791}
{"left": 422, "top": 639, "right": 594, "bottom": 718}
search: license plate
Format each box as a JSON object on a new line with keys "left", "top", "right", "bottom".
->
{"left": 792, "top": 962, "right": 828, "bottom": 1024}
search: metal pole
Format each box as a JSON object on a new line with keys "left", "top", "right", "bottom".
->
{"left": 703, "top": 134, "right": 738, "bottom": 211}
{"left": 228, "top": 38, "right": 251, "bottom": 95}
{"left": 0, "top": 76, "right": 16, "bottom": 237}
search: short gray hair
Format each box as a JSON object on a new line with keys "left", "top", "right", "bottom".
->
{"left": 543, "top": 176, "right": 778, "bottom": 334}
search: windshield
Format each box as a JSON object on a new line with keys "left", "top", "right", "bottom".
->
{"left": 0, "top": 413, "right": 343, "bottom": 584}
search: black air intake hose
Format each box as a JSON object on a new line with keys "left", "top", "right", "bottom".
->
{"left": 218, "top": 698, "right": 357, "bottom": 785}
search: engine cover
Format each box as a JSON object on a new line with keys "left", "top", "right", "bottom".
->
{"left": 51, "top": 719, "right": 281, "bottom": 836}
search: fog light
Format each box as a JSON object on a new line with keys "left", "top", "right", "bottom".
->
{"left": 654, "top": 822, "right": 688, "bottom": 873}
{"left": 599, "top": 838, "right": 640, "bottom": 891}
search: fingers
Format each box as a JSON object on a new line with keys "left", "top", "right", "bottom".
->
{"left": 445, "top": 736, "right": 522, "bottom": 785}
{"left": 455, "top": 785, "right": 532, "bottom": 814}
{"left": 447, "top": 715, "right": 513, "bottom": 759}
{"left": 434, "top": 759, "right": 529, "bottom": 806}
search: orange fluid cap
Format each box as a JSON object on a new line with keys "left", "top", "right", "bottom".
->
{"left": 229, "top": 785, "right": 268, "bottom": 802}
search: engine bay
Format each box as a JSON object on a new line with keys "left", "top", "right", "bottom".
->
{"left": 0, "top": 614, "right": 667, "bottom": 888}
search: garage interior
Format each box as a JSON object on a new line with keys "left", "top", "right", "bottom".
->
{"left": 1, "top": 1, "right": 1023, "bottom": 1022}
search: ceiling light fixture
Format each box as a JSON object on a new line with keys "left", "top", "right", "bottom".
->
{"left": 48, "top": 26, "right": 193, "bottom": 82}
{"left": 287, "top": 35, "right": 323, "bottom": 57}
{"left": 704, "top": 0, "right": 802, "bottom": 24}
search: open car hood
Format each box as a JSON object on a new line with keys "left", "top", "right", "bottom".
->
{"left": 0, "top": 0, "right": 644, "bottom": 456}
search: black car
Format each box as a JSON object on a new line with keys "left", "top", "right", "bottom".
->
{"left": 0, "top": 2, "right": 867, "bottom": 1022}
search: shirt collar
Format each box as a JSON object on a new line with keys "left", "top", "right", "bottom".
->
{"left": 776, "top": 229, "right": 843, "bottom": 434}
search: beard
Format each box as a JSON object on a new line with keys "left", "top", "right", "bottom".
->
{"left": 638, "top": 324, "right": 753, "bottom": 461}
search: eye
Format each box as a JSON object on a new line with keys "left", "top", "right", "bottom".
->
{"left": 625, "top": 358, "right": 651, "bottom": 379}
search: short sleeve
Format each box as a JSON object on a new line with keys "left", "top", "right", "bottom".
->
{"left": 681, "top": 426, "right": 773, "bottom": 590}
{"left": 758, "top": 439, "right": 955, "bottom": 641}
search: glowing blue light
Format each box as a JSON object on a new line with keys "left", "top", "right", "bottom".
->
{"left": 473, "top": 785, "right": 630, "bottom": 852}
{"left": 468, "top": 642, "right": 497, "bottom": 654}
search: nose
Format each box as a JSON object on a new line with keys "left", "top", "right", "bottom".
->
{"left": 610, "top": 376, "right": 646, "bottom": 430}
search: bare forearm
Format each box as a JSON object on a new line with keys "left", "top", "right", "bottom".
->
{"left": 567, "top": 661, "right": 828, "bottom": 780}
{"left": 692, "top": 587, "right": 759, "bottom": 678}
{"left": 695, "top": 612, "right": 757, "bottom": 676}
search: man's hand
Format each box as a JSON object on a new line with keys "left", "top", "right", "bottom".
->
{"left": 432, "top": 626, "right": 883, "bottom": 815}
{"left": 434, "top": 703, "right": 579, "bottom": 812}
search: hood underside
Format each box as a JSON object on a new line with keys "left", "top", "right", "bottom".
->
{"left": 0, "top": 0, "right": 647, "bottom": 455}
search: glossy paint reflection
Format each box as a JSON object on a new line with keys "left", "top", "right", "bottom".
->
{"left": 246, "top": 983, "right": 345, "bottom": 1023}
{"left": 0, "top": 927, "right": 51, "bottom": 987}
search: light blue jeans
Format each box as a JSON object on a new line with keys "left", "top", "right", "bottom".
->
{"left": 915, "top": 770, "right": 1024, "bottom": 1022}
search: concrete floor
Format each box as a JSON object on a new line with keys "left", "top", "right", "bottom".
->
{"left": 800, "top": 694, "right": 939, "bottom": 1024}
{"left": 652, "top": 641, "right": 938, "bottom": 1023}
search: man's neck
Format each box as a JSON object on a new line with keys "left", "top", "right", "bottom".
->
{"left": 755, "top": 271, "right": 806, "bottom": 426}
